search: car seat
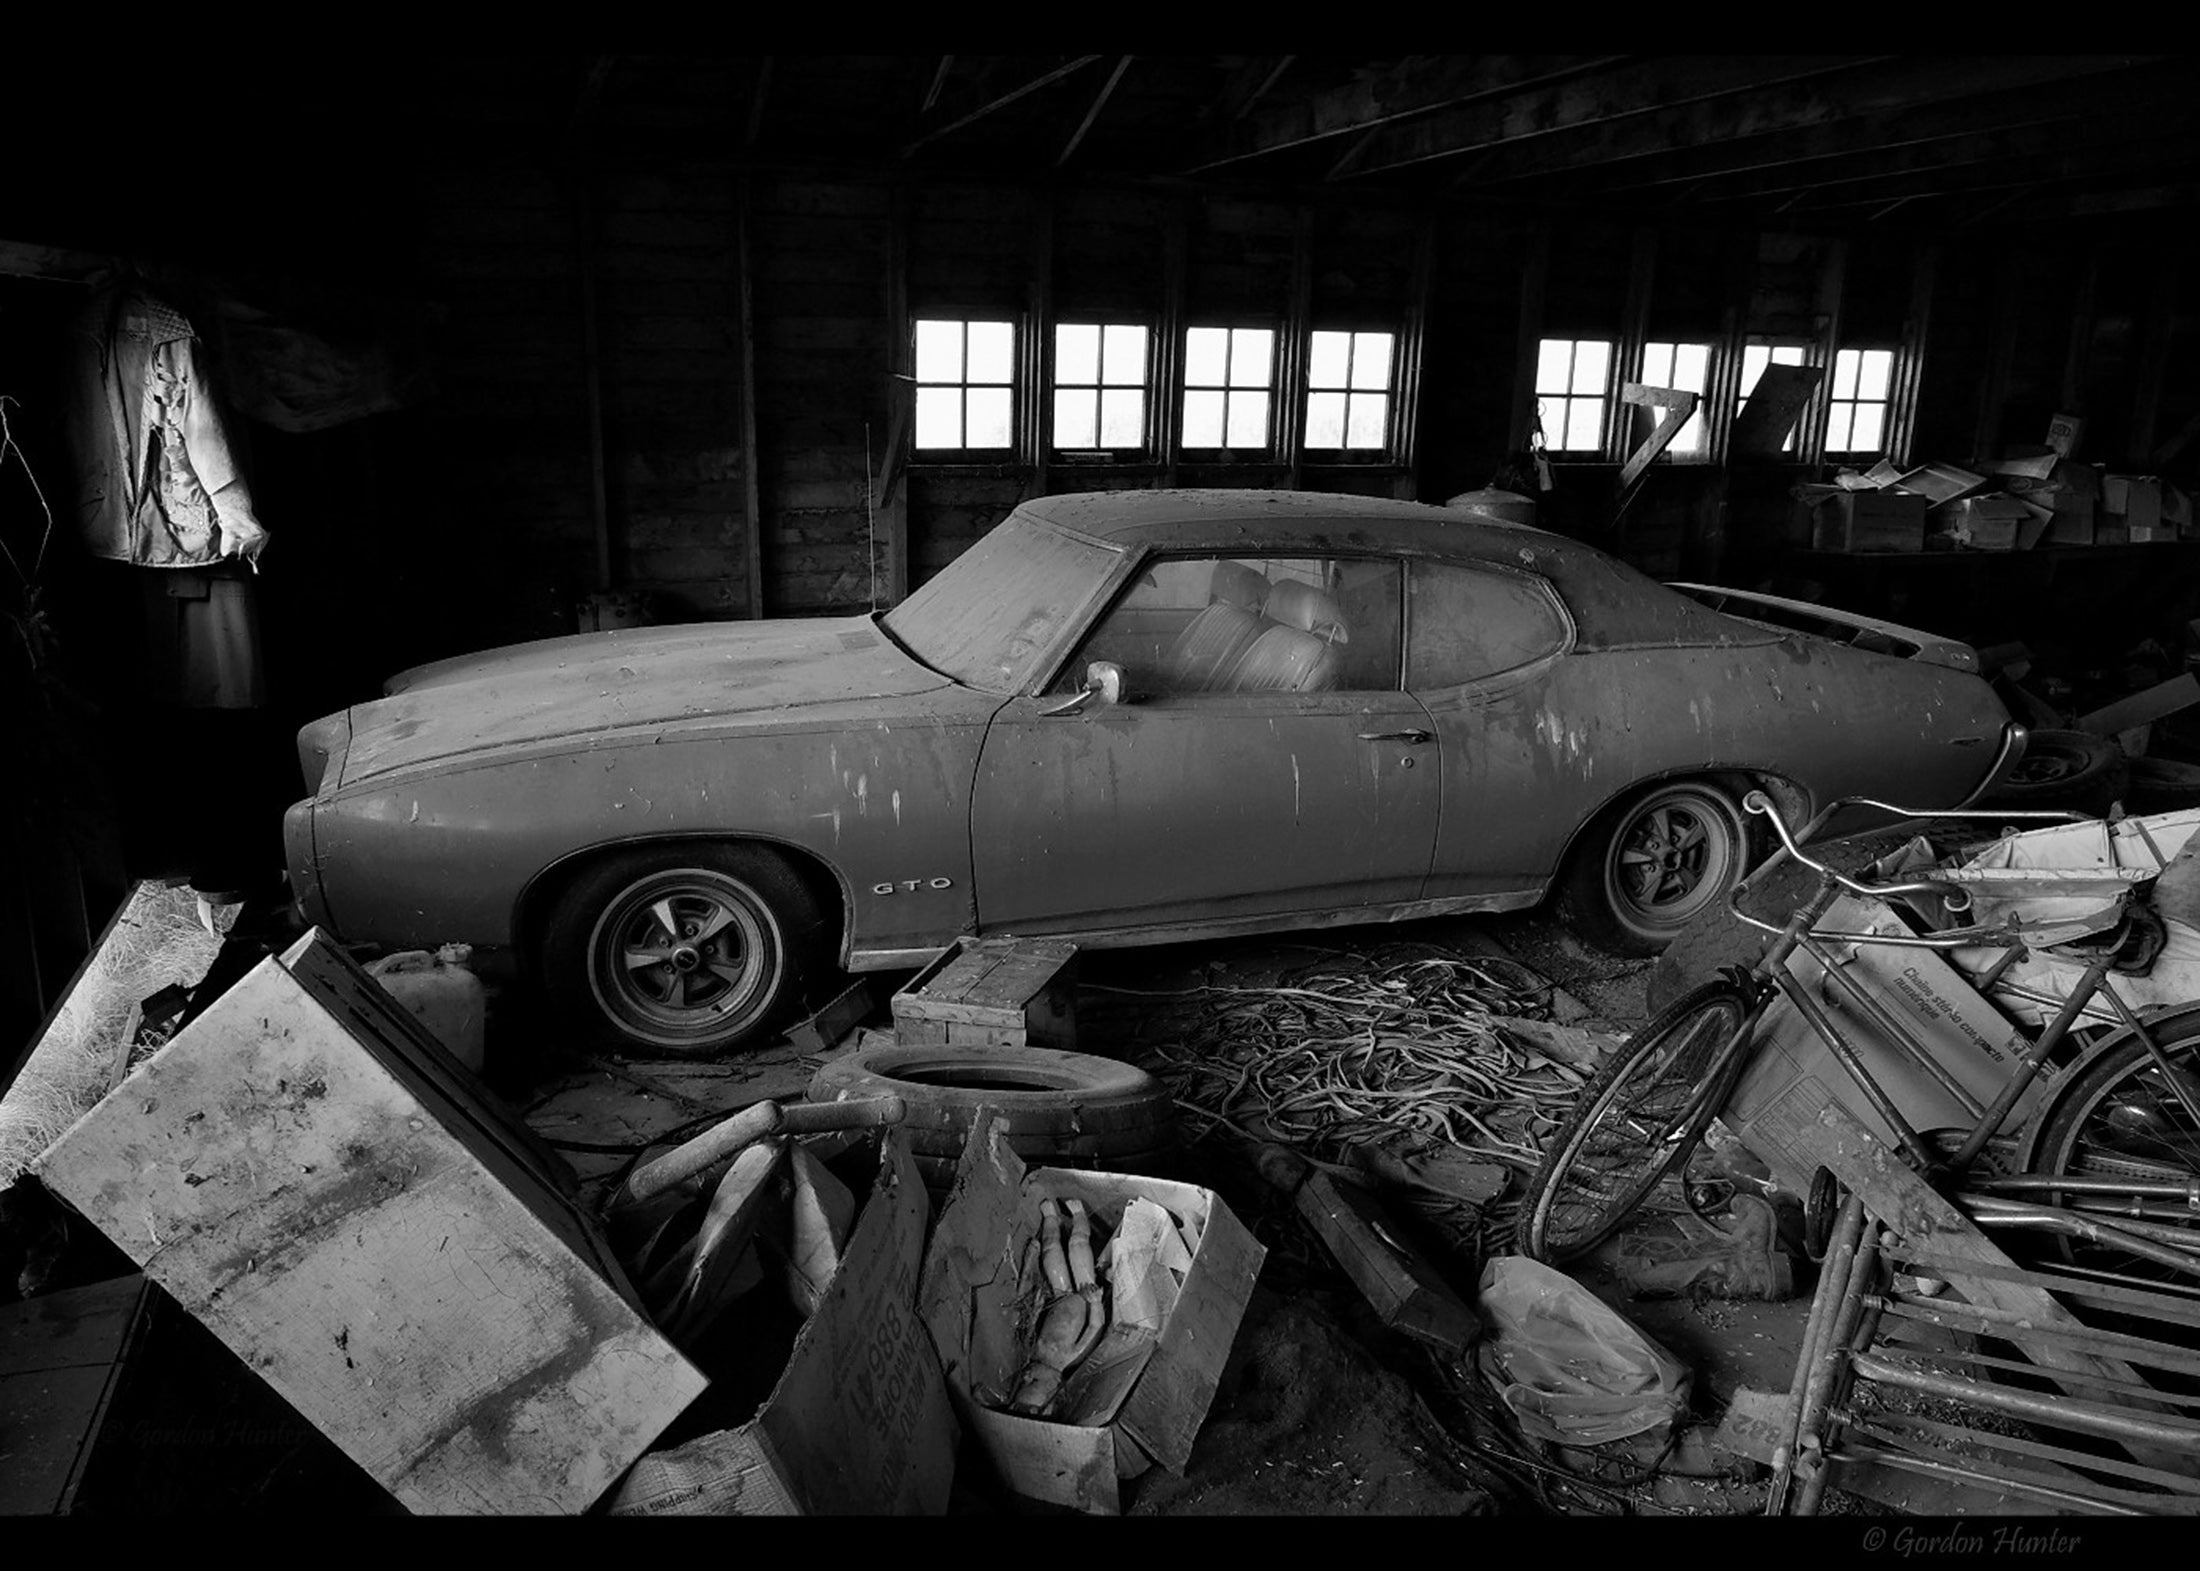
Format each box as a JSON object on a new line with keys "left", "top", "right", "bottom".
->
{"left": 1163, "top": 600, "right": 1266, "bottom": 690}
{"left": 1233, "top": 624, "right": 1341, "bottom": 692}
{"left": 1261, "top": 579, "right": 1351, "bottom": 644}
{"left": 1208, "top": 559, "right": 1271, "bottom": 612}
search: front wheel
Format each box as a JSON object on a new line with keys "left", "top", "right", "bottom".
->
{"left": 1517, "top": 982, "right": 1758, "bottom": 1263}
{"left": 1557, "top": 781, "right": 1753, "bottom": 957}
{"left": 541, "top": 843, "right": 828, "bottom": 1057}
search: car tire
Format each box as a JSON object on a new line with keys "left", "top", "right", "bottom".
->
{"left": 1555, "top": 780, "right": 1754, "bottom": 958}
{"left": 1978, "top": 729, "right": 2127, "bottom": 814}
{"left": 1642, "top": 829, "right": 1922, "bottom": 1015}
{"left": 808, "top": 1044, "right": 1179, "bottom": 1185}
{"left": 541, "top": 843, "right": 829, "bottom": 1058}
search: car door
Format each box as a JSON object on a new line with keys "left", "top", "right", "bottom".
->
{"left": 968, "top": 551, "right": 1441, "bottom": 935}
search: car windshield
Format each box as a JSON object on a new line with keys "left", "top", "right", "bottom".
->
{"left": 883, "top": 512, "right": 1124, "bottom": 692}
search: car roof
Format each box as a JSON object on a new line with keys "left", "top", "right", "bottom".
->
{"left": 1012, "top": 488, "right": 1767, "bottom": 651}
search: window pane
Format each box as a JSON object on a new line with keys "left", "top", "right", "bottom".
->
{"left": 1831, "top": 349, "right": 1859, "bottom": 400}
{"left": 1308, "top": 330, "right": 1350, "bottom": 389}
{"left": 1671, "top": 409, "right": 1705, "bottom": 455}
{"left": 1825, "top": 403, "right": 1854, "bottom": 452}
{"left": 1409, "top": 561, "right": 1566, "bottom": 688}
{"left": 1674, "top": 343, "right": 1710, "bottom": 390}
{"left": 1564, "top": 397, "right": 1603, "bottom": 452}
{"left": 1184, "top": 327, "right": 1228, "bottom": 387}
{"left": 1859, "top": 349, "right": 1893, "bottom": 400}
{"left": 1056, "top": 324, "right": 1099, "bottom": 386}
{"left": 1100, "top": 388, "right": 1143, "bottom": 448}
{"left": 1055, "top": 388, "right": 1095, "bottom": 448}
{"left": 915, "top": 386, "right": 962, "bottom": 449}
{"left": 1740, "top": 344, "right": 1770, "bottom": 396}
{"left": 967, "top": 321, "right": 1015, "bottom": 384}
{"left": 1307, "top": 389, "right": 1347, "bottom": 447}
{"left": 1535, "top": 338, "right": 1573, "bottom": 396}
{"left": 915, "top": 319, "right": 963, "bottom": 382}
{"left": 1345, "top": 393, "right": 1388, "bottom": 449}
{"left": 1183, "top": 389, "right": 1225, "bottom": 447}
{"left": 1349, "top": 332, "right": 1394, "bottom": 391}
{"left": 1230, "top": 329, "right": 1275, "bottom": 387}
{"left": 966, "top": 387, "right": 1013, "bottom": 447}
{"left": 1852, "top": 403, "right": 1885, "bottom": 453}
{"left": 1641, "top": 341, "right": 1674, "bottom": 386}
{"left": 1773, "top": 344, "right": 1805, "bottom": 367}
{"left": 1571, "top": 339, "right": 1610, "bottom": 396}
{"left": 1102, "top": 324, "right": 1146, "bottom": 384}
{"left": 1225, "top": 390, "right": 1269, "bottom": 448}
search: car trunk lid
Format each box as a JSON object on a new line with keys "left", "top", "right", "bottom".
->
{"left": 1666, "top": 583, "right": 1981, "bottom": 673}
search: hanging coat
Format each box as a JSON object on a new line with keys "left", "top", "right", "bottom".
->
{"left": 68, "top": 287, "right": 270, "bottom": 569}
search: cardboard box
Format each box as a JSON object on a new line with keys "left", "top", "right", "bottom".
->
{"left": 1808, "top": 489, "right": 1928, "bottom": 552}
{"left": 2105, "top": 474, "right": 2165, "bottom": 536}
{"left": 919, "top": 1120, "right": 1264, "bottom": 1514}
{"left": 2009, "top": 460, "right": 2102, "bottom": 544}
{"left": 1720, "top": 893, "right": 2052, "bottom": 1195}
{"left": 34, "top": 932, "right": 708, "bottom": 1515}
{"left": 1938, "top": 495, "right": 2046, "bottom": 551}
{"left": 892, "top": 937, "right": 1079, "bottom": 1050}
{"left": 2047, "top": 412, "right": 2085, "bottom": 458}
{"left": 607, "top": 1129, "right": 958, "bottom": 1516}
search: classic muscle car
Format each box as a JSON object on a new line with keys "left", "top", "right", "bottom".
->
{"left": 284, "top": 489, "right": 2023, "bottom": 1055}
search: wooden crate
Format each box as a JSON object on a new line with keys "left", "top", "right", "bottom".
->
{"left": 34, "top": 931, "right": 707, "bottom": 1515}
{"left": 891, "top": 938, "right": 1079, "bottom": 1050}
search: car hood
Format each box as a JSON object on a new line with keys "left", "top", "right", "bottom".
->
{"left": 339, "top": 616, "right": 951, "bottom": 786}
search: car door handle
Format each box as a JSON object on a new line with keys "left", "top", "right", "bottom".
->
{"left": 1358, "top": 729, "right": 1433, "bottom": 744}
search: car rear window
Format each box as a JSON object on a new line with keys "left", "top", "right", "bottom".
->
{"left": 884, "top": 513, "right": 1124, "bottom": 692}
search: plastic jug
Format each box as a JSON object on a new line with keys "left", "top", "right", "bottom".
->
{"left": 365, "top": 944, "right": 487, "bottom": 1072}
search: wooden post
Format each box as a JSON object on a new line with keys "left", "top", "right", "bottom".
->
{"left": 1806, "top": 236, "right": 1848, "bottom": 467}
{"left": 1397, "top": 210, "right": 1437, "bottom": 499}
{"left": 1028, "top": 190, "right": 1054, "bottom": 498}
{"left": 736, "top": 174, "right": 764, "bottom": 619}
{"left": 1159, "top": 201, "right": 1188, "bottom": 487}
{"left": 1972, "top": 247, "right": 2021, "bottom": 459}
{"left": 573, "top": 174, "right": 613, "bottom": 593}
{"left": 2129, "top": 252, "right": 2178, "bottom": 465}
{"left": 2061, "top": 243, "right": 2102, "bottom": 415}
{"left": 1891, "top": 239, "right": 1938, "bottom": 470}
{"left": 1614, "top": 225, "right": 1659, "bottom": 463}
{"left": 880, "top": 182, "right": 912, "bottom": 604}
{"left": 1283, "top": 205, "right": 1314, "bottom": 491}
{"left": 1508, "top": 220, "right": 1551, "bottom": 458}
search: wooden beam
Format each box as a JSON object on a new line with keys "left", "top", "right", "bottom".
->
{"left": 879, "top": 182, "right": 911, "bottom": 603}
{"left": 1806, "top": 238, "right": 1848, "bottom": 467}
{"left": 1891, "top": 241, "right": 1937, "bottom": 470}
{"left": 2130, "top": 257, "right": 2181, "bottom": 464}
{"left": 736, "top": 175, "right": 763, "bottom": 619}
{"left": 1207, "top": 55, "right": 1296, "bottom": 123}
{"left": 901, "top": 56, "right": 1101, "bottom": 158}
{"left": 746, "top": 56, "right": 773, "bottom": 149}
{"left": 1971, "top": 250, "right": 2021, "bottom": 458}
{"left": 1399, "top": 211, "right": 1437, "bottom": 498}
{"left": 1410, "top": 55, "right": 2154, "bottom": 187}
{"left": 1028, "top": 192, "right": 1053, "bottom": 496}
{"left": 1510, "top": 222, "right": 1551, "bottom": 456}
{"left": 1188, "top": 54, "right": 1626, "bottom": 172}
{"left": 1616, "top": 383, "right": 1700, "bottom": 491}
{"left": 1283, "top": 207, "right": 1313, "bottom": 491}
{"left": 564, "top": 56, "right": 618, "bottom": 156}
{"left": 1614, "top": 226, "right": 1657, "bottom": 462}
{"left": 1058, "top": 55, "right": 1132, "bottom": 167}
{"left": 2062, "top": 246, "right": 2101, "bottom": 415}
{"left": 922, "top": 55, "right": 954, "bottom": 113}
{"left": 1159, "top": 200, "right": 1188, "bottom": 486}
{"left": 571, "top": 176, "right": 613, "bottom": 592}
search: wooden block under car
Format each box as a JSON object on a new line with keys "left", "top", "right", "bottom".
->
{"left": 32, "top": 930, "right": 708, "bottom": 1515}
{"left": 919, "top": 1117, "right": 1265, "bottom": 1515}
{"left": 1809, "top": 489, "right": 1927, "bottom": 553}
{"left": 892, "top": 937, "right": 1079, "bottom": 1050}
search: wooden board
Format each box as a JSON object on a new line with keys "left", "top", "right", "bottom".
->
{"left": 34, "top": 933, "right": 708, "bottom": 1515}
{"left": 0, "top": 1273, "right": 151, "bottom": 1514}
{"left": 892, "top": 938, "right": 1078, "bottom": 1048}
{"left": 1294, "top": 1173, "right": 1479, "bottom": 1353}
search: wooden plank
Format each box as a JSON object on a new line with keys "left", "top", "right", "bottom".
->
{"left": 34, "top": 941, "right": 707, "bottom": 1515}
{"left": 1293, "top": 1173, "right": 1479, "bottom": 1353}
{"left": 1759, "top": 1082, "right": 2195, "bottom": 1476}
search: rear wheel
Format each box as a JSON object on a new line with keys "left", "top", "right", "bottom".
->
{"left": 541, "top": 844, "right": 827, "bottom": 1057}
{"left": 1517, "top": 982, "right": 1757, "bottom": 1263}
{"left": 1980, "top": 728, "right": 2127, "bottom": 814}
{"left": 1558, "top": 781, "right": 1753, "bottom": 957}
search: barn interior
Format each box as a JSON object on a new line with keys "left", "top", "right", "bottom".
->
{"left": 4, "top": 54, "right": 2199, "bottom": 1521}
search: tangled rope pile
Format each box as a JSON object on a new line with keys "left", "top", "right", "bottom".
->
{"left": 1096, "top": 943, "right": 1596, "bottom": 1258}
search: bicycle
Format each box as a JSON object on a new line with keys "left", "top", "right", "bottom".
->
{"left": 1516, "top": 790, "right": 2200, "bottom": 1286}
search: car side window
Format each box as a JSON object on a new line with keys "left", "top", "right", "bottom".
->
{"left": 1061, "top": 553, "right": 1402, "bottom": 697}
{"left": 1407, "top": 560, "right": 1567, "bottom": 688}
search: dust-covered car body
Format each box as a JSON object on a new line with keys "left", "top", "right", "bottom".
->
{"left": 284, "top": 489, "right": 2022, "bottom": 1053}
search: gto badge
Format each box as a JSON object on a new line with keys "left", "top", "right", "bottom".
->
{"left": 873, "top": 878, "right": 955, "bottom": 895}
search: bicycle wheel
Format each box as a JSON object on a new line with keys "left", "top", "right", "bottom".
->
{"left": 1516, "top": 982, "right": 1757, "bottom": 1264}
{"left": 2023, "top": 1012, "right": 2200, "bottom": 1281}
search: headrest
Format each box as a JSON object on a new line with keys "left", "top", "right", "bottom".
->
{"left": 1261, "top": 579, "right": 1349, "bottom": 644}
{"left": 1208, "top": 560, "right": 1271, "bottom": 611}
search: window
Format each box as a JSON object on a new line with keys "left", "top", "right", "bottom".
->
{"left": 1739, "top": 342, "right": 1809, "bottom": 454}
{"left": 1407, "top": 562, "right": 1567, "bottom": 688}
{"left": 1637, "top": 341, "right": 1713, "bottom": 458}
{"left": 914, "top": 318, "right": 1016, "bottom": 452}
{"left": 1054, "top": 323, "right": 1149, "bottom": 453}
{"left": 1063, "top": 553, "right": 1401, "bottom": 698}
{"left": 1182, "top": 326, "right": 1276, "bottom": 451}
{"left": 1826, "top": 347, "right": 1895, "bottom": 456}
{"left": 1534, "top": 338, "right": 1611, "bottom": 454}
{"left": 1305, "top": 330, "right": 1396, "bottom": 451}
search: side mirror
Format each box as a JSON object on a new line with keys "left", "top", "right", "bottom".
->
{"left": 1040, "top": 661, "right": 1126, "bottom": 717}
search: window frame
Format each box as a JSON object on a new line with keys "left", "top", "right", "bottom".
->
{"left": 1823, "top": 344, "right": 1899, "bottom": 460}
{"left": 1302, "top": 327, "right": 1403, "bottom": 460}
{"left": 1736, "top": 338, "right": 1815, "bottom": 457}
{"left": 1532, "top": 336, "right": 1617, "bottom": 458}
{"left": 1179, "top": 323, "right": 1282, "bottom": 457}
{"left": 1403, "top": 556, "right": 1576, "bottom": 694}
{"left": 1050, "top": 318, "right": 1156, "bottom": 460}
{"left": 911, "top": 314, "right": 1022, "bottom": 460}
{"left": 1633, "top": 339, "right": 1717, "bottom": 463}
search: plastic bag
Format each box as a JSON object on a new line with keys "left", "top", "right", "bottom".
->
{"left": 1475, "top": 1256, "right": 1692, "bottom": 1446}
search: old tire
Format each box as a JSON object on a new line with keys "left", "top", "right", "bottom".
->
{"left": 541, "top": 843, "right": 828, "bottom": 1058}
{"left": 1556, "top": 781, "right": 1754, "bottom": 958}
{"left": 1643, "top": 829, "right": 1921, "bottom": 1015}
{"left": 809, "top": 1044, "right": 1179, "bottom": 1187}
{"left": 1979, "top": 729, "right": 2127, "bottom": 814}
